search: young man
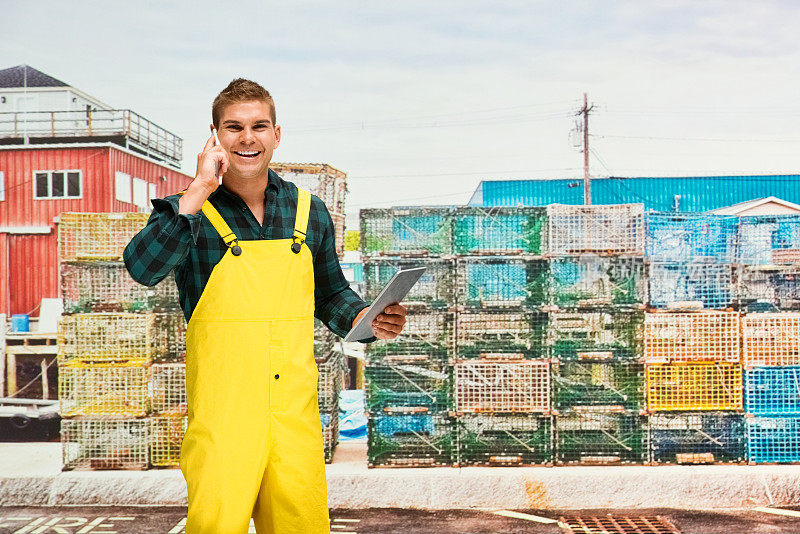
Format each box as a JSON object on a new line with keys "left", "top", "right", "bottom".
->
{"left": 124, "top": 78, "right": 406, "bottom": 534}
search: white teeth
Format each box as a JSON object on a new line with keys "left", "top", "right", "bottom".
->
{"left": 235, "top": 151, "right": 259, "bottom": 156}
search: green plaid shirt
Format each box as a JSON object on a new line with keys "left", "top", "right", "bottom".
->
{"left": 123, "top": 168, "right": 370, "bottom": 340}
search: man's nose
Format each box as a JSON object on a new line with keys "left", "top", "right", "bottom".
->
{"left": 240, "top": 128, "right": 256, "bottom": 143}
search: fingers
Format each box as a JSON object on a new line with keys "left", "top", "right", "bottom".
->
{"left": 203, "top": 134, "right": 216, "bottom": 151}
{"left": 383, "top": 304, "right": 407, "bottom": 316}
{"left": 376, "top": 313, "right": 405, "bottom": 326}
{"left": 372, "top": 323, "right": 400, "bottom": 339}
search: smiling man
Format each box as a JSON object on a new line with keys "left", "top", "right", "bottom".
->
{"left": 123, "top": 78, "right": 406, "bottom": 534}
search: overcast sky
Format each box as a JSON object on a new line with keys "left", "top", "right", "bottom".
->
{"left": 3, "top": 1, "right": 799, "bottom": 226}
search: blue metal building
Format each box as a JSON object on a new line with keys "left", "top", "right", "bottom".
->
{"left": 468, "top": 175, "right": 800, "bottom": 211}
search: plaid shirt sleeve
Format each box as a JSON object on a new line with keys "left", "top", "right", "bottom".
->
{"left": 311, "top": 196, "right": 373, "bottom": 341}
{"left": 123, "top": 196, "right": 202, "bottom": 287}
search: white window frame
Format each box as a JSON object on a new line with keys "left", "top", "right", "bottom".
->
{"left": 0, "top": 171, "right": 5, "bottom": 202}
{"left": 33, "top": 169, "right": 83, "bottom": 200}
{"left": 115, "top": 171, "right": 132, "bottom": 203}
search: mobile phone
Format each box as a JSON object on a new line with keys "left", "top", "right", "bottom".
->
{"left": 211, "top": 126, "right": 222, "bottom": 185}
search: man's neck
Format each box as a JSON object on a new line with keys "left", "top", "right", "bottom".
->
{"left": 221, "top": 171, "right": 270, "bottom": 206}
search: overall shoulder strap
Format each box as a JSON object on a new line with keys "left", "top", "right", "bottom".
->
{"left": 177, "top": 190, "right": 238, "bottom": 247}
{"left": 293, "top": 188, "right": 311, "bottom": 244}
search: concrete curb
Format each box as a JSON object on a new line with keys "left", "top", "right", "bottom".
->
{"left": 2, "top": 442, "right": 800, "bottom": 509}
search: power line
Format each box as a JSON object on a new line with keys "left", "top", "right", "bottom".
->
{"left": 347, "top": 167, "right": 581, "bottom": 180}
{"left": 592, "top": 134, "right": 800, "bottom": 143}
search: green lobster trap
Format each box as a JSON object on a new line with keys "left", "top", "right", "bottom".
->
{"left": 456, "top": 310, "right": 548, "bottom": 359}
{"left": 549, "top": 256, "right": 646, "bottom": 309}
{"left": 61, "top": 416, "right": 149, "bottom": 471}
{"left": 360, "top": 207, "right": 453, "bottom": 256}
{"left": 366, "top": 311, "right": 454, "bottom": 364}
{"left": 455, "top": 414, "right": 552, "bottom": 466}
{"left": 60, "top": 261, "right": 180, "bottom": 314}
{"left": 553, "top": 361, "right": 645, "bottom": 414}
{"left": 365, "top": 360, "right": 451, "bottom": 415}
{"left": 455, "top": 256, "right": 548, "bottom": 309}
{"left": 314, "top": 318, "right": 336, "bottom": 360}
{"left": 321, "top": 408, "right": 339, "bottom": 463}
{"left": 317, "top": 351, "right": 346, "bottom": 413}
{"left": 452, "top": 206, "right": 546, "bottom": 255}
{"left": 555, "top": 412, "right": 647, "bottom": 465}
{"left": 548, "top": 311, "right": 643, "bottom": 361}
{"left": 649, "top": 412, "right": 746, "bottom": 465}
{"left": 364, "top": 258, "right": 455, "bottom": 310}
{"left": 367, "top": 412, "right": 455, "bottom": 467}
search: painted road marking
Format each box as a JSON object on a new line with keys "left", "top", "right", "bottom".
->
{"left": 492, "top": 510, "right": 558, "bottom": 524}
{"left": 332, "top": 518, "right": 361, "bottom": 522}
{"left": 754, "top": 507, "right": 800, "bottom": 518}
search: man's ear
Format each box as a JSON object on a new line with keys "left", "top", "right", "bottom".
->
{"left": 273, "top": 124, "right": 281, "bottom": 148}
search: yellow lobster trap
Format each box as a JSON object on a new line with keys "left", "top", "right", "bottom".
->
{"left": 58, "top": 360, "right": 151, "bottom": 418}
{"left": 58, "top": 313, "right": 156, "bottom": 363}
{"left": 149, "top": 414, "right": 187, "bottom": 468}
{"left": 58, "top": 212, "right": 151, "bottom": 262}
{"left": 646, "top": 362, "right": 743, "bottom": 412}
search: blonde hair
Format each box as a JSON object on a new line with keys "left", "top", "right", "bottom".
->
{"left": 212, "top": 78, "right": 275, "bottom": 127}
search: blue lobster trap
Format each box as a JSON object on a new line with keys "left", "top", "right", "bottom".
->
{"left": 368, "top": 412, "right": 455, "bottom": 467}
{"left": 455, "top": 257, "right": 548, "bottom": 309}
{"left": 648, "top": 262, "right": 735, "bottom": 310}
{"left": 738, "top": 215, "right": 800, "bottom": 265}
{"left": 747, "top": 416, "right": 800, "bottom": 463}
{"left": 645, "top": 212, "right": 739, "bottom": 263}
{"left": 745, "top": 366, "right": 800, "bottom": 416}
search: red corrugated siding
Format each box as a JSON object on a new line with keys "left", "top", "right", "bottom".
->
{"left": 0, "top": 144, "right": 193, "bottom": 316}
{"left": 7, "top": 232, "right": 58, "bottom": 316}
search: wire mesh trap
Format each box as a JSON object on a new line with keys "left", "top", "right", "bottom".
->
{"left": 648, "top": 262, "right": 735, "bottom": 310}
{"left": 547, "top": 203, "right": 645, "bottom": 256}
{"left": 455, "top": 256, "right": 548, "bottom": 309}
{"left": 548, "top": 311, "right": 643, "bottom": 361}
{"left": 60, "top": 261, "right": 180, "bottom": 314}
{"left": 452, "top": 206, "right": 546, "bottom": 255}
{"left": 456, "top": 310, "right": 548, "bottom": 359}
{"left": 644, "top": 311, "right": 740, "bottom": 364}
{"left": 453, "top": 359, "right": 550, "bottom": 414}
{"left": 365, "top": 360, "right": 451, "bottom": 414}
{"left": 738, "top": 265, "right": 800, "bottom": 311}
{"left": 61, "top": 416, "right": 149, "bottom": 470}
{"left": 317, "top": 351, "right": 346, "bottom": 413}
{"left": 360, "top": 207, "right": 453, "bottom": 256}
{"left": 149, "top": 363, "right": 187, "bottom": 415}
{"left": 58, "top": 212, "right": 151, "bottom": 262}
{"left": 58, "top": 361, "right": 151, "bottom": 418}
{"left": 549, "top": 256, "right": 646, "bottom": 309}
{"left": 738, "top": 214, "right": 800, "bottom": 266}
{"left": 747, "top": 416, "right": 800, "bottom": 463}
{"left": 648, "top": 412, "right": 746, "bottom": 464}
{"left": 455, "top": 414, "right": 552, "bottom": 466}
{"left": 321, "top": 408, "right": 339, "bottom": 463}
{"left": 745, "top": 366, "right": 800, "bottom": 416}
{"left": 742, "top": 313, "right": 800, "bottom": 366}
{"left": 366, "top": 311, "right": 454, "bottom": 364}
{"left": 367, "top": 412, "right": 455, "bottom": 467}
{"left": 58, "top": 313, "right": 156, "bottom": 363}
{"left": 645, "top": 363, "right": 743, "bottom": 412}
{"left": 555, "top": 412, "right": 647, "bottom": 465}
{"left": 553, "top": 361, "right": 645, "bottom": 413}
{"left": 645, "top": 212, "right": 739, "bottom": 264}
{"left": 364, "top": 258, "right": 455, "bottom": 309}
{"left": 148, "top": 414, "right": 187, "bottom": 468}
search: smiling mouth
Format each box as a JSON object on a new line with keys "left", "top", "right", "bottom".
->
{"left": 232, "top": 150, "right": 262, "bottom": 159}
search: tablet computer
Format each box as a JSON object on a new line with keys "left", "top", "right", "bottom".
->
{"left": 343, "top": 267, "right": 427, "bottom": 342}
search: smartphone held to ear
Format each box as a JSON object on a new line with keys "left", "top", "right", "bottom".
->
{"left": 211, "top": 126, "right": 222, "bottom": 185}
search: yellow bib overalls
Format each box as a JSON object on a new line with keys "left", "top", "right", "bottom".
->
{"left": 178, "top": 188, "right": 330, "bottom": 534}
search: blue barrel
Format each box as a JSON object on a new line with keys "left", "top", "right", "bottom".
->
{"left": 10, "top": 314, "right": 29, "bottom": 333}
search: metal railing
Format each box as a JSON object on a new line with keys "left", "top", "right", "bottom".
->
{"left": 0, "top": 109, "right": 182, "bottom": 163}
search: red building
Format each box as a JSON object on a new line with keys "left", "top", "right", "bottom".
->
{"left": 0, "top": 65, "right": 192, "bottom": 316}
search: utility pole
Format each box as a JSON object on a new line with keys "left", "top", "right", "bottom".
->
{"left": 578, "top": 93, "right": 594, "bottom": 205}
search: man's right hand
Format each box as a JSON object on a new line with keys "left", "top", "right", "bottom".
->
{"left": 179, "top": 134, "right": 230, "bottom": 215}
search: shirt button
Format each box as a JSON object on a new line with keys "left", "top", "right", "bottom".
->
{"left": 274, "top": 374, "right": 280, "bottom": 379}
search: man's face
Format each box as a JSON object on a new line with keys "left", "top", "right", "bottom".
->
{"left": 216, "top": 100, "right": 280, "bottom": 180}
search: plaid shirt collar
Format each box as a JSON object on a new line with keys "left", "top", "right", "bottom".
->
{"left": 209, "top": 167, "right": 283, "bottom": 204}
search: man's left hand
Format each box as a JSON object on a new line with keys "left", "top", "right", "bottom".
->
{"left": 353, "top": 304, "right": 407, "bottom": 340}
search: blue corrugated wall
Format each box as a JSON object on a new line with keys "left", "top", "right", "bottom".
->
{"left": 472, "top": 175, "right": 800, "bottom": 211}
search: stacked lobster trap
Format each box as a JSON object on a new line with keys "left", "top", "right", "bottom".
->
{"left": 451, "top": 207, "right": 553, "bottom": 466}
{"left": 271, "top": 163, "right": 348, "bottom": 258}
{"left": 57, "top": 213, "right": 187, "bottom": 470}
{"left": 546, "top": 204, "right": 648, "bottom": 465}
{"left": 360, "top": 211, "right": 457, "bottom": 465}
{"left": 315, "top": 319, "right": 346, "bottom": 463}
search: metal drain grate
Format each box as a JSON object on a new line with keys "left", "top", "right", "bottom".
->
{"left": 559, "top": 515, "right": 681, "bottom": 534}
